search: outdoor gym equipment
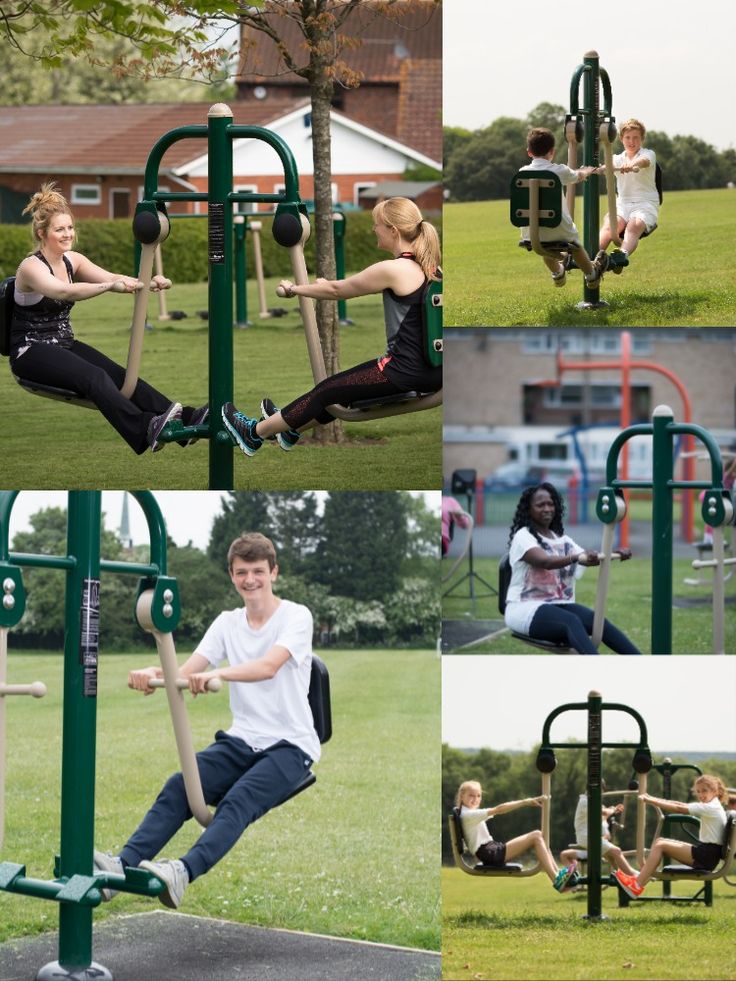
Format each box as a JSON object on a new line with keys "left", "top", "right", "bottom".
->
{"left": 448, "top": 779, "right": 552, "bottom": 878}
{"left": 0, "top": 490, "right": 331, "bottom": 979}
{"left": 537, "top": 690, "right": 652, "bottom": 920}
{"left": 510, "top": 51, "right": 628, "bottom": 309}
{"left": 596, "top": 404, "right": 733, "bottom": 654}
{"left": 497, "top": 549, "right": 623, "bottom": 655}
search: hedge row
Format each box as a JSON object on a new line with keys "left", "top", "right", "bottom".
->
{"left": 0, "top": 210, "right": 386, "bottom": 283}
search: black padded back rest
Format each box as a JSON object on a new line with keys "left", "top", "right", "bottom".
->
{"left": 722, "top": 811, "right": 736, "bottom": 860}
{"left": 309, "top": 655, "right": 332, "bottom": 744}
{"left": 0, "top": 276, "right": 15, "bottom": 357}
{"left": 498, "top": 553, "right": 511, "bottom": 616}
{"left": 451, "top": 807, "right": 467, "bottom": 851}
{"left": 655, "top": 163, "right": 663, "bottom": 205}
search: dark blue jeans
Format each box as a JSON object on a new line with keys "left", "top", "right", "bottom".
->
{"left": 529, "top": 602, "right": 641, "bottom": 655}
{"left": 120, "top": 731, "right": 313, "bottom": 880}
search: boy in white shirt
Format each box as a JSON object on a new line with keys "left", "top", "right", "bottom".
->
{"left": 518, "top": 127, "right": 608, "bottom": 288}
{"left": 599, "top": 118, "right": 659, "bottom": 265}
{"left": 94, "top": 532, "right": 318, "bottom": 909}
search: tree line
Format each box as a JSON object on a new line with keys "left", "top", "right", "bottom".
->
{"left": 442, "top": 744, "right": 736, "bottom": 866}
{"left": 9, "top": 492, "right": 440, "bottom": 652}
{"left": 445, "top": 102, "right": 736, "bottom": 202}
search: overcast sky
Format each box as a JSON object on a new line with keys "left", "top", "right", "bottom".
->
{"left": 444, "top": 0, "right": 736, "bottom": 150}
{"left": 6, "top": 491, "right": 440, "bottom": 552}
{"left": 443, "top": 656, "right": 736, "bottom": 754}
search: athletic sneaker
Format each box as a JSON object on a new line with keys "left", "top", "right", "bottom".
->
{"left": 260, "top": 397, "right": 302, "bottom": 451}
{"left": 139, "top": 858, "right": 190, "bottom": 909}
{"left": 148, "top": 402, "right": 183, "bottom": 453}
{"left": 185, "top": 404, "right": 209, "bottom": 446}
{"left": 221, "top": 403, "right": 263, "bottom": 457}
{"left": 553, "top": 861, "right": 578, "bottom": 892}
{"left": 585, "top": 250, "right": 608, "bottom": 287}
{"left": 614, "top": 869, "right": 644, "bottom": 898}
{"left": 93, "top": 850, "right": 124, "bottom": 902}
{"left": 551, "top": 269, "right": 567, "bottom": 288}
{"left": 610, "top": 248, "right": 627, "bottom": 274}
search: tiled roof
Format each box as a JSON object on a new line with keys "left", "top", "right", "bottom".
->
{"left": 238, "top": 1, "right": 440, "bottom": 84}
{"left": 0, "top": 99, "right": 307, "bottom": 172}
{"left": 396, "top": 59, "right": 442, "bottom": 163}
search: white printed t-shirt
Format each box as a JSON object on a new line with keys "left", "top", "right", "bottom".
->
{"left": 460, "top": 806, "right": 494, "bottom": 854}
{"left": 196, "top": 599, "right": 320, "bottom": 762}
{"left": 505, "top": 527, "right": 585, "bottom": 635}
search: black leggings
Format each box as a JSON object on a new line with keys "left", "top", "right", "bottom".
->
{"left": 528, "top": 602, "right": 641, "bottom": 655}
{"left": 280, "top": 358, "right": 441, "bottom": 431}
{"left": 11, "top": 339, "right": 184, "bottom": 454}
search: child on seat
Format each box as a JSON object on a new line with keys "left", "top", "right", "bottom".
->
{"left": 456, "top": 780, "right": 579, "bottom": 892}
{"left": 517, "top": 127, "right": 607, "bottom": 289}
{"left": 615, "top": 774, "right": 729, "bottom": 898}
{"left": 560, "top": 790, "right": 637, "bottom": 877}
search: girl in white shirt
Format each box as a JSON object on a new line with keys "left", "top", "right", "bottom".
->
{"left": 615, "top": 774, "right": 730, "bottom": 898}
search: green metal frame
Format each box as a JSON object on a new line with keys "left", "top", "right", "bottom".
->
{"left": 538, "top": 691, "right": 651, "bottom": 920}
{"left": 0, "top": 490, "right": 176, "bottom": 979}
{"left": 596, "top": 405, "right": 730, "bottom": 654}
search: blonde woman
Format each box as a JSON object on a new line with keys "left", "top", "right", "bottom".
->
{"left": 222, "top": 196, "right": 441, "bottom": 455}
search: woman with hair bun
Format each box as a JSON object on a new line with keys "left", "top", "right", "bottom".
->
{"left": 9, "top": 182, "right": 207, "bottom": 454}
{"left": 221, "top": 196, "right": 441, "bottom": 456}
{"left": 505, "top": 482, "right": 641, "bottom": 654}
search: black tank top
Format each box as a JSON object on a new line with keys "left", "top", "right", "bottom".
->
{"left": 10, "top": 252, "right": 75, "bottom": 358}
{"left": 379, "top": 254, "right": 440, "bottom": 391}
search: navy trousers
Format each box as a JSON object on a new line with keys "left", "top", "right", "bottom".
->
{"left": 528, "top": 602, "right": 641, "bottom": 655}
{"left": 120, "top": 731, "right": 313, "bottom": 880}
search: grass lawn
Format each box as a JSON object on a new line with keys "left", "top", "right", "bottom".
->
{"left": 0, "top": 280, "right": 441, "bottom": 490}
{"left": 0, "top": 649, "right": 440, "bottom": 951}
{"left": 443, "top": 189, "right": 736, "bottom": 326}
{"left": 442, "top": 557, "right": 736, "bottom": 654}
{"left": 442, "top": 867, "right": 736, "bottom": 980}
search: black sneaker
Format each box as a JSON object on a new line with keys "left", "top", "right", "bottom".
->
{"left": 260, "top": 397, "right": 302, "bottom": 451}
{"left": 221, "top": 403, "right": 263, "bottom": 457}
{"left": 610, "top": 248, "right": 627, "bottom": 274}
{"left": 185, "top": 404, "right": 209, "bottom": 446}
{"left": 148, "top": 402, "right": 183, "bottom": 453}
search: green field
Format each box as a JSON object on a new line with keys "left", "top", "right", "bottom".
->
{"left": 0, "top": 280, "right": 441, "bottom": 489}
{"left": 0, "top": 649, "right": 440, "bottom": 951}
{"left": 444, "top": 189, "right": 736, "bottom": 326}
{"left": 442, "top": 556, "right": 735, "bottom": 654}
{"left": 442, "top": 867, "right": 736, "bottom": 980}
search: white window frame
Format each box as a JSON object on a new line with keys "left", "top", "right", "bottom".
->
{"left": 71, "top": 183, "right": 101, "bottom": 206}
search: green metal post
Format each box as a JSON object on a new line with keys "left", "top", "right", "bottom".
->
{"left": 207, "top": 104, "right": 235, "bottom": 490}
{"left": 234, "top": 215, "right": 248, "bottom": 329}
{"left": 333, "top": 211, "right": 352, "bottom": 325}
{"left": 651, "top": 406, "right": 674, "bottom": 653}
{"left": 580, "top": 51, "right": 603, "bottom": 309}
{"left": 586, "top": 691, "right": 604, "bottom": 920}
{"left": 38, "top": 492, "right": 110, "bottom": 980}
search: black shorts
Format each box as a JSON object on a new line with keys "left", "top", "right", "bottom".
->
{"left": 476, "top": 840, "right": 507, "bottom": 868}
{"left": 691, "top": 841, "right": 722, "bottom": 871}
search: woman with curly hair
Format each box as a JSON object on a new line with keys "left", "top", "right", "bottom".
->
{"left": 505, "top": 483, "right": 641, "bottom": 654}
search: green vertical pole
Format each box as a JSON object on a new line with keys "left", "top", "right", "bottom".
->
{"left": 207, "top": 104, "right": 234, "bottom": 490}
{"left": 586, "top": 690, "right": 604, "bottom": 920}
{"left": 38, "top": 492, "right": 110, "bottom": 979}
{"left": 333, "top": 212, "right": 351, "bottom": 324}
{"left": 651, "top": 406, "right": 674, "bottom": 653}
{"left": 234, "top": 215, "right": 248, "bottom": 328}
{"left": 581, "top": 50, "right": 602, "bottom": 309}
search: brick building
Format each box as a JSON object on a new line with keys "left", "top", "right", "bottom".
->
{"left": 444, "top": 328, "right": 736, "bottom": 479}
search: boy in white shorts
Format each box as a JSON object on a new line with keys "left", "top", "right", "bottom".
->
{"left": 599, "top": 118, "right": 659, "bottom": 266}
{"left": 560, "top": 792, "right": 637, "bottom": 876}
{"left": 519, "top": 127, "right": 608, "bottom": 288}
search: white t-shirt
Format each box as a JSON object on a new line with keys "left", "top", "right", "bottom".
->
{"left": 613, "top": 148, "right": 659, "bottom": 206}
{"left": 688, "top": 798, "right": 727, "bottom": 844}
{"left": 505, "top": 527, "right": 585, "bottom": 634}
{"left": 196, "top": 600, "right": 320, "bottom": 762}
{"left": 460, "top": 806, "right": 494, "bottom": 854}
{"left": 518, "top": 157, "right": 580, "bottom": 242}
{"left": 573, "top": 793, "right": 614, "bottom": 853}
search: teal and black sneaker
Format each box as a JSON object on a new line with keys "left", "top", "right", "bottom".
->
{"left": 260, "top": 397, "right": 302, "bottom": 451}
{"left": 221, "top": 403, "right": 263, "bottom": 457}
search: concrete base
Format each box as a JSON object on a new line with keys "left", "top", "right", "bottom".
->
{"left": 0, "top": 911, "right": 440, "bottom": 981}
